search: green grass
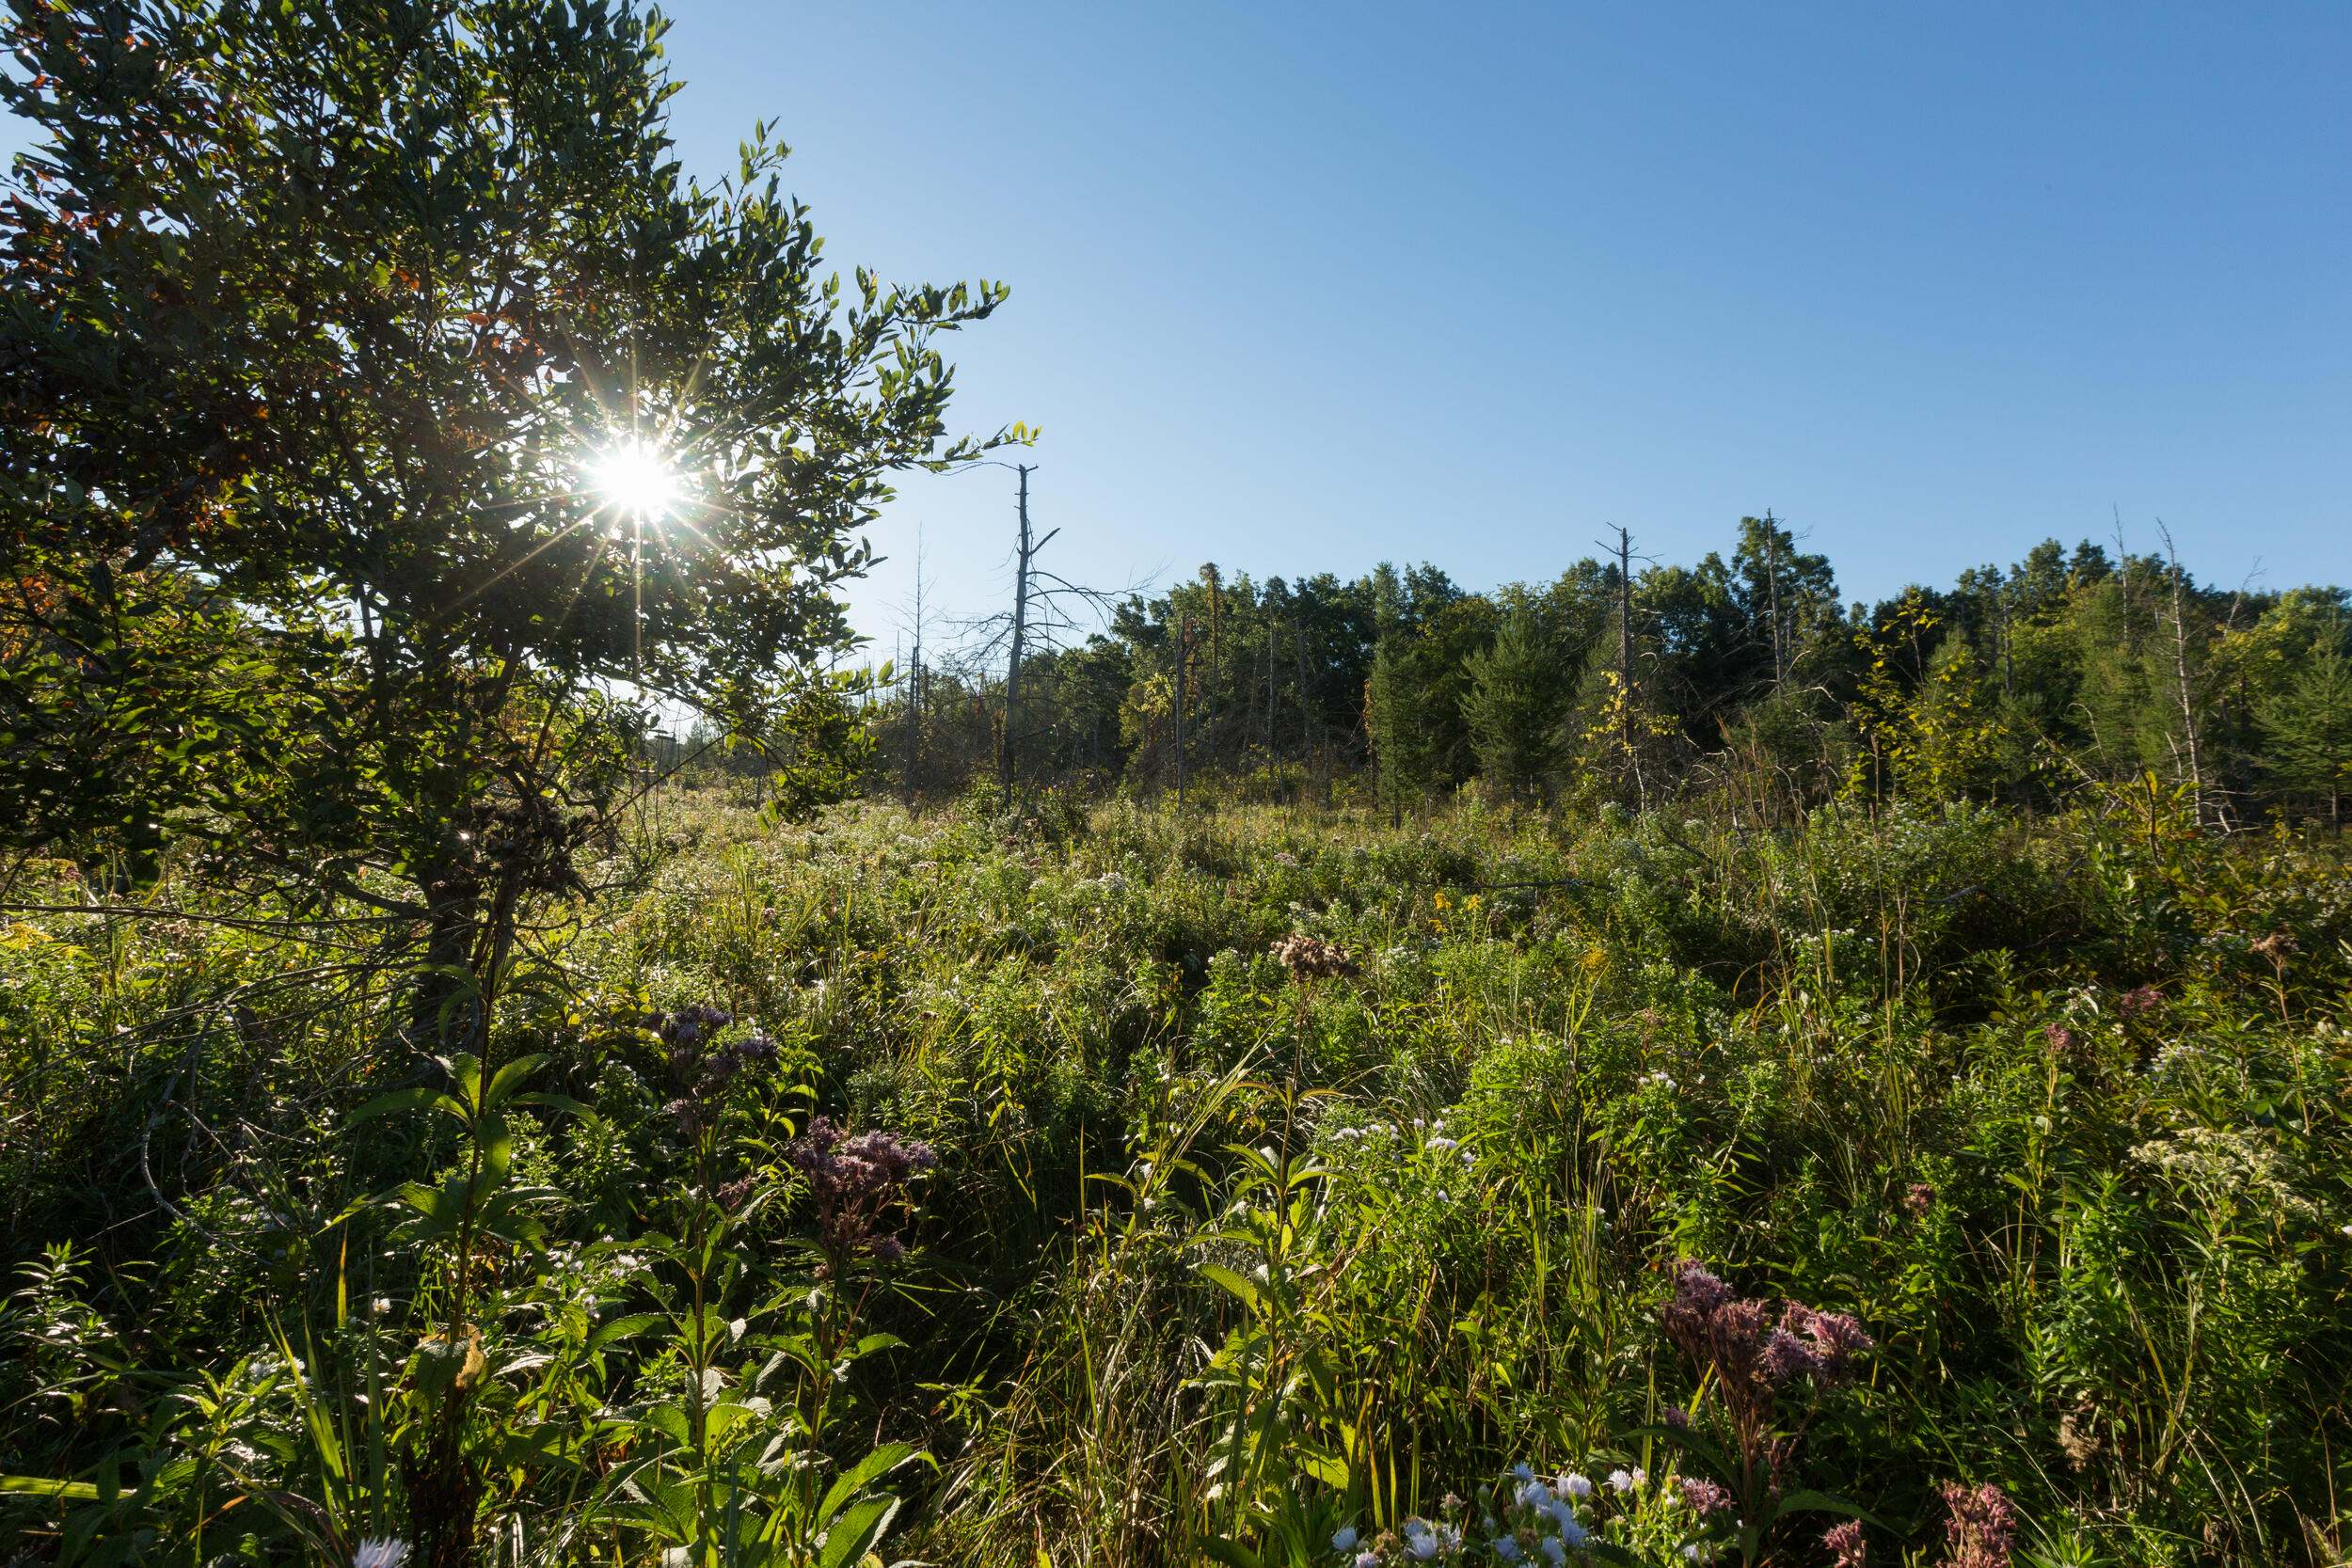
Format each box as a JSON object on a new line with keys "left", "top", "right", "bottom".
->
{"left": 3, "top": 786, "right": 2347, "bottom": 1565}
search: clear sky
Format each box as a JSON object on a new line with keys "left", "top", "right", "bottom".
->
{"left": 9, "top": 5, "right": 2345, "bottom": 655}
{"left": 644, "top": 1, "right": 2350, "bottom": 653}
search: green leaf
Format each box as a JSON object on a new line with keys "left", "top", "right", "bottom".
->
{"left": 482, "top": 1053, "right": 548, "bottom": 1110}
{"left": 1769, "top": 1488, "right": 1884, "bottom": 1527}
{"left": 819, "top": 1441, "right": 919, "bottom": 1521}
{"left": 586, "top": 1313, "right": 663, "bottom": 1354}
{"left": 0, "top": 1476, "right": 101, "bottom": 1502}
{"left": 1198, "top": 1263, "right": 1262, "bottom": 1312}
{"left": 347, "top": 1086, "right": 458, "bottom": 1129}
{"left": 816, "top": 1494, "right": 898, "bottom": 1568}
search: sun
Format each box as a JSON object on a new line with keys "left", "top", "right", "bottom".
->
{"left": 590, "top": 439, "right": 682, "bottom": 522}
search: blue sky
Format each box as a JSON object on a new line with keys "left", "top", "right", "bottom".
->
{"left": 9, "top": 5, "right": 2346, "bottom": 653}
{"left": 644, "top": 2, "right": 2350, "bottom": 650}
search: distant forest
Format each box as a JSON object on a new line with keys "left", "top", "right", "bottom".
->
{"left": 840, "top": 516, "right": 2351, "bottom": 825}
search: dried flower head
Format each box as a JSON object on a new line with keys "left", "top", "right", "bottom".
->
{"left": 1270, "top": 931, "right": 1358, "bottom": 979}
{"left": 2249, "top": 929, "right": 2296, "bottom": 961}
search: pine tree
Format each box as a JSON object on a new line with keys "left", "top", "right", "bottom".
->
{"left": 1462, "top": 610, "right": 1566, "bottom": 802}
{"left": 2259, "top": 648, "right": 2352, "bottom": 826}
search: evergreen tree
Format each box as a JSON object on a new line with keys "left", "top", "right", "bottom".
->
{"left": 2259, "top": 647, "right": 2352, "bottom": 825}
{"left": 1462, "top": 608, "right": 1566, "bottom": 802}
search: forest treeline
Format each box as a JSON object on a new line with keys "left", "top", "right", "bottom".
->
{"left": 867, "top": 516, "right": 2352, "bottom": 825}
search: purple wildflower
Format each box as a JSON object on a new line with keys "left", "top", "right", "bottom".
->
{"left": 787, "top": 1117, "right": 938, "bottom": 1276}
{"left": 643, "top": 1006, "right": 778, "bottom": 1139}
{"left": 1937, "top": 1481, "right": 2017, "bottom": 1568}
{"left": 1823, "top": 1518, "right": 1866, "bottom": 1568}
{"left": 1677, "top": 1477, "right": 1733, "bottom": 1517}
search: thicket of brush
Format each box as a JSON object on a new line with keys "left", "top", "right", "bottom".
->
{"left": 5, "top": 776, "right": 2346, "bottom": 1566}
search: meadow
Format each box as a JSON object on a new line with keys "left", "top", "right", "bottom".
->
{"left": 4, "top": 780, "right": 2346, "bottom": 1566}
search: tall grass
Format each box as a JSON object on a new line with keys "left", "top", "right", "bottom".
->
{"left": 2, "top": 786, "right": 2346, "bottom": 1564}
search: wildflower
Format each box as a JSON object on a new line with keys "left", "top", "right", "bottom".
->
{"left": 1356, "top": 1555, "right": 1379, "bottom": 1568}
{"left": 1560, "top": 1471, "right": 1594, "bottom": 1499}
{"left": 1271, "top": 931, "right": 1359, "bottom": 979}
{"left": 787, "top": 1117, "right": 937, "bottom": 1276}
{"left": 2117, "top": 985, "right": 2162, "bottom": 1020}
{"left": 1493, "top": 1537, "right": 1523, "bottom": 1562}
{"left": 1904, "top": 1182, "right": 1936, "bottom": 1218}
{"left": 1606, "top": 1468, "right": 1635, "bottom": 1493}
{"left": 1937, "top": 1481, "right": 2018, "bottom": 1568}
{"left": 1331, "top": 1526, "right": 1359, "bottom": 1552}
{"left": 354, "top": 1542, "right": 410, "bottom": 1568}
{"left": 1823, "top": 1518, "right": 1866, "bottom": 1568}
{"left": 2043, "top": 1022, "right": 2076, "bottom": 1054}
{"left": 1403, "top": 1521, "right": 1440, "bottom": 1560}
{"left": 1539, "top": 1536, "right": 1566, "bottom": 1564}
{"left": 1677, "top": 1477, "right": 1734, "bottom": 1517}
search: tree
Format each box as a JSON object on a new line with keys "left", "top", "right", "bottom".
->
{"left": 2260, "top": 647, "right": 2352, "bottom": 826}
{"left": 2, "top": 0, "right": 1012, "bottom": 1046}
{"left": 1462, "top": 605, "right": 1566, "bottom": 802}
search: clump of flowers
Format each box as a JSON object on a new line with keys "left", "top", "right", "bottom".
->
{"left": 1822, "top": 1517, "right": 1867, "bottom": 1567}
{"left": 1936, "top": 1481, "right": 2016, "bottom": 1568}
{"left": 1272, "top": 931, "right": 1359, "bottom": 979}
{"left": 786, "top": 1117, "right": 937, "bottom": 1275}
{"left": 644, "top": 1005, "right": 778, "bottom": 1138}
{"left": 1658, "top": 1261, "right": 1873, "bottom": 1539}
{"left": 1323, "top": 1462, "right": 1714, "bottom": 1565}
{"left": 2116, "top": 984, "right": 2162, "bottom": 1021}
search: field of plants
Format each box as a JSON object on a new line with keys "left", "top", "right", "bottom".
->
{"left": 5, "top": 782, "right": 2347, "bottom": 1566}
{"left": 7, "top": 3, "right": 2352, "bottom": 1563}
